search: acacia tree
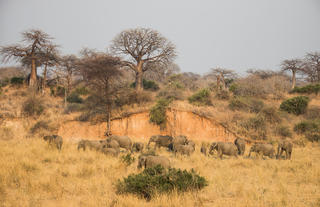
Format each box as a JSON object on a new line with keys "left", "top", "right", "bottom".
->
{"left": 281, "top": 59, "right": 303, "bottom": 89}
{"left": 0, "top": 29, "right": 56, "bottom": 88}
{"left": 303, "top": 52, "right": 320, "bottom": 83}
{"left": 210, "top": 68, "right": 236, "bottom": 90}
{"left": 59, "top": 55, "right": 78, "bottom": 94}
{"left": 111, "top": 28, "right": 176, "bottom": 91}
{"left": 78, "top": 51, "right": 122, "bottom": 136}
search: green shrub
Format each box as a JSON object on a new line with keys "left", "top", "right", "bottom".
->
{"left": 115, "top": 89, "right": 152, "bottom": 107}
{"left": 275, "top": 125, "right": 292, "bottom": 137}
{"left": 22, "top": 96, "right": 45, "bottom": 117}
{"left": 51, "top": 86, "right": 66, "bottom": 97}
{"left": 116, "top": 165, "right": 208, "bottom": 200}
{"left": 149, "top": 98, "right": 171, "bottom": 129}
{"left": 305, "top": 133, "right": 320, "bottom": 142}
{"left": 188, "top": 89, "right": 212, "bottom": 106}
{"left": 157, "top": 88, "right": 184, "bottom": 100}
{"left": 67, "top": 93, "right": 83, "bottom": 103}
{"left": 10, "top": 77, "right": 24, "bottom": 85}
{"left": 229, "top": 97, "right": 264, "bottom": 113}
{"left": 294, "top": 120, "right": 320, "bottom": 134}
{"left": 215, "top": 90, "right": 230, "bottom": 100}
{"left": 120, "top": 153, "right": 136, "bottom": 166}
{"left": 291, "top": 84, "right": 320, "bottom": 95}
{"left": 280, "top": 96, "right": 310, "bottom": 115}
{"left": 64, "top": 103, "right": 84, "bottom": 114}
{"left": 73, "top": 87, "right": 90, "bottom": 95}
{"left": 130, "top": 79, "right": 160, "bottom": 91}
{"left": 0, "top": 78, "right": 10, "bottom": 87}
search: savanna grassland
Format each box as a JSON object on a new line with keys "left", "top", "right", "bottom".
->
{"left": 0, "top": 138, "right": 319, "bottom": 207}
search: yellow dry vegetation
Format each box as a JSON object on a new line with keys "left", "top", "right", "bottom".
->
{"left": 0, "top": 138, "right": 319, "bottom": 207}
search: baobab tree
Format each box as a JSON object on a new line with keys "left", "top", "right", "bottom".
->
{"left": 78, "top": 51, "right": 122, "bottom": 136}
{"left": 210, "top": 68, "right": 237, "bottom": 90}
{"left": 0, "top": 29, "right": 56, "bottom": 88}
{"left": 21, "top": 44, "right": 60, "bottom": 93}
{"left": 281, "top": 59, "right": 303, "bottom": 89}
{"left": 111, "top": 28, "right": 176, "bottom": 91}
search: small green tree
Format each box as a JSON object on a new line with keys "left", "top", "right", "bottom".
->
{"left": 280, "top": 96, "right": 310, "bottom": 115}
{"left": 188, "top": 89, "right": 212, "bottom": 106}
{"left": 149, "top": 98, "right": 171, "bottom": 129}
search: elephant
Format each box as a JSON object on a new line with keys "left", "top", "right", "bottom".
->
{"left": 234, "top": 137, "right": 246, "bottom": 155}
{"left": 101, "top": 147, "right": 119, "bottom": 157}
{"left": 174, "top": 144, "right": 195, "bottom": 156}
{"left": 147, "top": 135, "right": 173, "bottom": 150}
{"left": 276, "top": 140, "right": 293, "bottom": 160}
{"left": 209, "top": 142, "right": 238, "bottom": 159}
{"left": 186, "top": 140, "right": 195, "bottom": 150}
{"left": 107, "top": 135, "right": 132, "bottom": 151}
{"left": 77, "top": 140, "right": 104, "bottom": 151}
{"left": 43, "top": 135, "right": 63, "bottom": 150}
{"left": 173, "top": 135, "right": 188, "bottom": 146}
{"left": 249, "top": 143, "right": 275, "bottom": 159}
{"left": 132, "top": 142, "right": 144, "bottom": 152}
{"left": 200, "top": 142, "right": 210, "bottom": 156}
{"left": 105, "top": 139, "right": 120, "bottom": 150}
{"left": 137, "top": 155, "right": 170, "bottom": 169}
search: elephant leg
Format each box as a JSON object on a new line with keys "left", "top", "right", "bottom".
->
{"left": 218, "top": 149, "right": 223, "bottom": 159}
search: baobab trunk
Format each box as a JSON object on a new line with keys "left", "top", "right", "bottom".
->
{"left": 135, "top": 62, "right": 144, "bottom": 91}
{"left": 291, "top": 70, "right": 296, "bottom": 89}
{"left": 29, "top": 58, "right": 37, "bottom": 88}
{"left": 42, "top": 63, "right": 48, "bottom": 94}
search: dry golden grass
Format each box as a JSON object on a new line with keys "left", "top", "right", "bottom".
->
{"left": 0, "top": 139, "right": 319, "bottom": 207}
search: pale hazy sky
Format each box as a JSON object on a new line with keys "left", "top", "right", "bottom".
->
{"left": 1, "top": 0, "right": 320, "bottom": 74}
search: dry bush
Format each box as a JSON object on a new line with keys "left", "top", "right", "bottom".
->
{"left": 0, "top": 127, "right": 14, "bottom": 140}
{"left": 231, "top": 75, "right": 290, "bottom": 99}
{"left": 29, "top": 120, "right": 56, "bottom": 136}
{"left": 304, "top": 106, "right": 320, "bottom": 120}
{"left": 275, "top": 125, "right": 292, "bottom": 138}
{"left": 116, "top": 89, "right": 152, "bottom": 107}
{"left": 259, "top": 106, "right": 281, "bottom": 123}
{"left": 22, "top": 95, "right": 45, "bottom": 117}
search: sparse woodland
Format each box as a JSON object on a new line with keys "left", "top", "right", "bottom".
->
{"left": 0, "top": 28, "right": 319, "bottom": 206}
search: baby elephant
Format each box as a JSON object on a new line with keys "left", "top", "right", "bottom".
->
{"left": 174, "top": 144, "right": 195, "bottom": 156}
{"left": 249, "top": 143, "right": 275, "bottom": 159}
{"left": 209, "top": 142, "right": 238, "bottom": 159}
{"left": 132, "top": 142, "right": 144, "bottom": 153}
{"left": 43, "top": 135, "right": 63, "bottom": 150}
{"left": 137, "top": 155, "right": 170, "bottom": 169}
{"left": 200, "top": 142, "right": 210, "bottom": 156}
{"left": 101, "top": 147, "right": 119, "bottom": 157}
{"left": 77, "top": 140, "right": 105, "bottom": 151}
{"left": 276, "top": 140, "right": 293, "bottom": 160}
{"left": 234, "top": 137, "right": 246, "bottom": 156}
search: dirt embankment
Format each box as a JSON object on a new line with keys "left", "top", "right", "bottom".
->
{"left": 58, "top": 109, "right": 236, "bottom": 142}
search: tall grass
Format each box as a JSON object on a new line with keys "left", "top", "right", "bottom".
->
{"left": 0, "top": 138, "right": 319, "bottom": 206}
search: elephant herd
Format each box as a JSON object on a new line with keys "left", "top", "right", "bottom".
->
{"left": 43, "top": 134, "right": 293, "bottom": 170}
{"left": 202, "top": 138, "right": 293, "bottom": 160}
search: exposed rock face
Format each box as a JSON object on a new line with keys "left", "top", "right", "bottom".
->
{"left": 58, "top": 109, "right": 236, "bottom": 142}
